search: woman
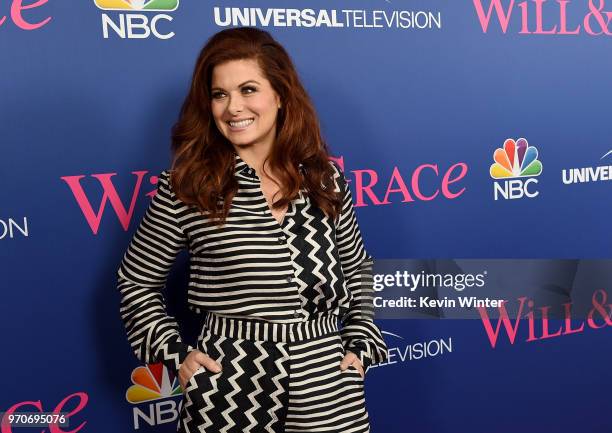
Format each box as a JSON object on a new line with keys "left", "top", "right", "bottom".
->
{"left": 117, "top": 27, "right": 388, "bottom": 433}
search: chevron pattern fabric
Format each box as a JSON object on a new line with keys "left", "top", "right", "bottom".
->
{"left": 178, "top": 313, "right": 370, "bottom": 433}
{"left": 179, "top": 331, "right": 290, "bottom": 432}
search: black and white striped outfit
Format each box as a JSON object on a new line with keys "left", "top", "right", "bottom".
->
{"left": 117, "top": 153, "right": 388, "bottom": 432}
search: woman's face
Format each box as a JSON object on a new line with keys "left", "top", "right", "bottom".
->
{"left": 210, "top": 59, "right": 281, "bottom": 151}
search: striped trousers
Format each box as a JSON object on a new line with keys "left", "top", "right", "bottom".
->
{"left": 177, "top": 312, "right": 370, "bottom": 433}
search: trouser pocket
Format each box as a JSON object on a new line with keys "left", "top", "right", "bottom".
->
{"left": 182, "top": 329, "right": 291, "bottom": 433}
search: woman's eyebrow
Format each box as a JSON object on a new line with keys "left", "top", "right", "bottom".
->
{"left": 211, "top": 80, "right": 261, "bottom": 91}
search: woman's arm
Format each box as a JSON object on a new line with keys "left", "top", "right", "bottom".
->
{"left": 331, "top": 161, "right": 389, "bottom": 374}
{"left": 116, "top": 170, "right": 193, "bottom": 375}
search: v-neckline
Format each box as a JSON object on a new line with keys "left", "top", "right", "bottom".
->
{"left": 258, "top": 175, "right": 290, "bottom": 228}
{"left": 268, "top": 200, "right": 291, "bottom": 227}
{"left": 275, "top": 205, "right": 289, "bottom": 226}
{"left": 232, "top": 152, "right": 303, "bottom": 228}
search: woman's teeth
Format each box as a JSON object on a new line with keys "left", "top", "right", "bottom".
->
{"left": 229, "top": 119, "right": 254, "bottom": 128}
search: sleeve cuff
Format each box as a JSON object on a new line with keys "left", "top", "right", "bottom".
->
{"left": 345, "top": 341, "right": 374, "bottom": 374}
{"left": 154, "top": 334, "right": 194, "bottom": 374}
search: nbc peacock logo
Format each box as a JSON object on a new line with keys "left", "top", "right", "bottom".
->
{"left": 490, "top": 138, "right": 543, "bottom": 179}
{"left": 94, "top": 0, "right": 179, "bottom": 12}
{"left": 490, "top": 138, "right": 543, "bottom": 200}
{"left": 126, "top": 363, "right": 182, "bottom": 404}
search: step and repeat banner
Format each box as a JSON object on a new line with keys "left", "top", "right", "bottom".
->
{"left": 1, "top": 1, "right": 611, "bottom": 432}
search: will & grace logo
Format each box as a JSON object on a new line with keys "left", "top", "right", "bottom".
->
{"left": 62, "top": 158, "right": 468, "bottom": 234}
{"left": 490, "top": 138, "right": 543, "bottom": 200}
{"left": 562, "top": 150, "right": 612, "bottom": 185}
{"left": 94, "top": 0, "right": 179, "bottom": 39}
{"left": 127, "top": 363, "right": 184, "bottom": 430}
{"left": 60, "top": 170, "right": 157, "bottom": 235}
{"left": 331, "top": 156, "right": 468, "bottom": 207}
{"left": 0, "top": 0, "right": 51, "bottom": 30}
{"left": 476, "top": 289, "right": 612, "bottom": 348}
{"left": 473, "top": 0, "right": 612, "bottom": 36}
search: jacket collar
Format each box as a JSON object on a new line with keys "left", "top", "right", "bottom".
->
{"left": 233, "top": 152, "right": 257, "bottom": 179}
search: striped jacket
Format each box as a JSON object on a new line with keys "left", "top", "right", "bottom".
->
{"left": 117, "top": 153, "right": 388, "bottom": 375}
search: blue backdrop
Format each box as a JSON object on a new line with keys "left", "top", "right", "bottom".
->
{"left": 1, "top": 1, "right": 611, "bottom": 432}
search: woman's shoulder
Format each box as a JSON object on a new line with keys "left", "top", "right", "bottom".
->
{"left": 154, "top": 169, "right": 194, "bottom": 214}
{"left": 155, "top": 169, "right": 181, "bottom": 198}
{"left": 156, "top": 169, "right": 172, "bottom": 188}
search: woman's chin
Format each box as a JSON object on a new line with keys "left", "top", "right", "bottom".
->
{"left": 230, "top": 140, "right": 255, "bottom": 148}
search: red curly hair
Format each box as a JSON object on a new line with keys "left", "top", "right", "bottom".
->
{"left": 170, "top": 27, "right": 342, "bottom": 224}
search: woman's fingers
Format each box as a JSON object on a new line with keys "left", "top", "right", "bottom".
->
{"left": 178, "top": 351, "right": 200, "bottom": 389}
{"left": 353, "top": 361, "right": 365, "bottom": 379}
{"left": 339, "top": 351, "right": 357, "bottom": 370}
{"left": 194, "top": 351, "right": 222, "bottom": 373}
{"left": 340, "top": 351, "right": 365, "bottom": 379}
{"left": 179, "top": 350, "right": 223, "bottom": 389}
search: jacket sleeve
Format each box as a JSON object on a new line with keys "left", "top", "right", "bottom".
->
{"left": 331, "top": 162, "right": 388, "bottom": 374}
{"left": 116, "top": 170, "right": 193, "bottom": 375}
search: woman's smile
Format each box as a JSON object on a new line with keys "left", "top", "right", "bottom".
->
{"left": 227, "top": 118, "right": 255, "bottom": 131}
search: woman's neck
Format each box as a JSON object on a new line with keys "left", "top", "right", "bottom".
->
{"left": 234, "top": 143, "right": 275, "bottom": 180}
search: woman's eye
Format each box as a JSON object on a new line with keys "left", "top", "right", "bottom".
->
{"left": 211, "top": 91, "right": 225, "bottom": 99}
{"left": 242, "top": 86, "right": 256, "bottom": 94}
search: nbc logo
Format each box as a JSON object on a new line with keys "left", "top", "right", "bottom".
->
{"left": 127, "top": 363, "right": 184, "bottom": 429}
{"left": 93, "top": 0, "right": 179, "bottom": 39}
{"left": 490, "top": 138, "right": 543, "bottom": 201}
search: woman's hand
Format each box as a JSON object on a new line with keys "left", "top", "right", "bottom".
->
{"left": 179, "top": 349, "right": 222, "bottom": 390}
{"left": 340, "top": 350, "right": 365, "bottom": 379}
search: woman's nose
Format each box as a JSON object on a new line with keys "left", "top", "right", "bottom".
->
{"left": 227, "top": 94, "right": 244, "bottom": 114}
